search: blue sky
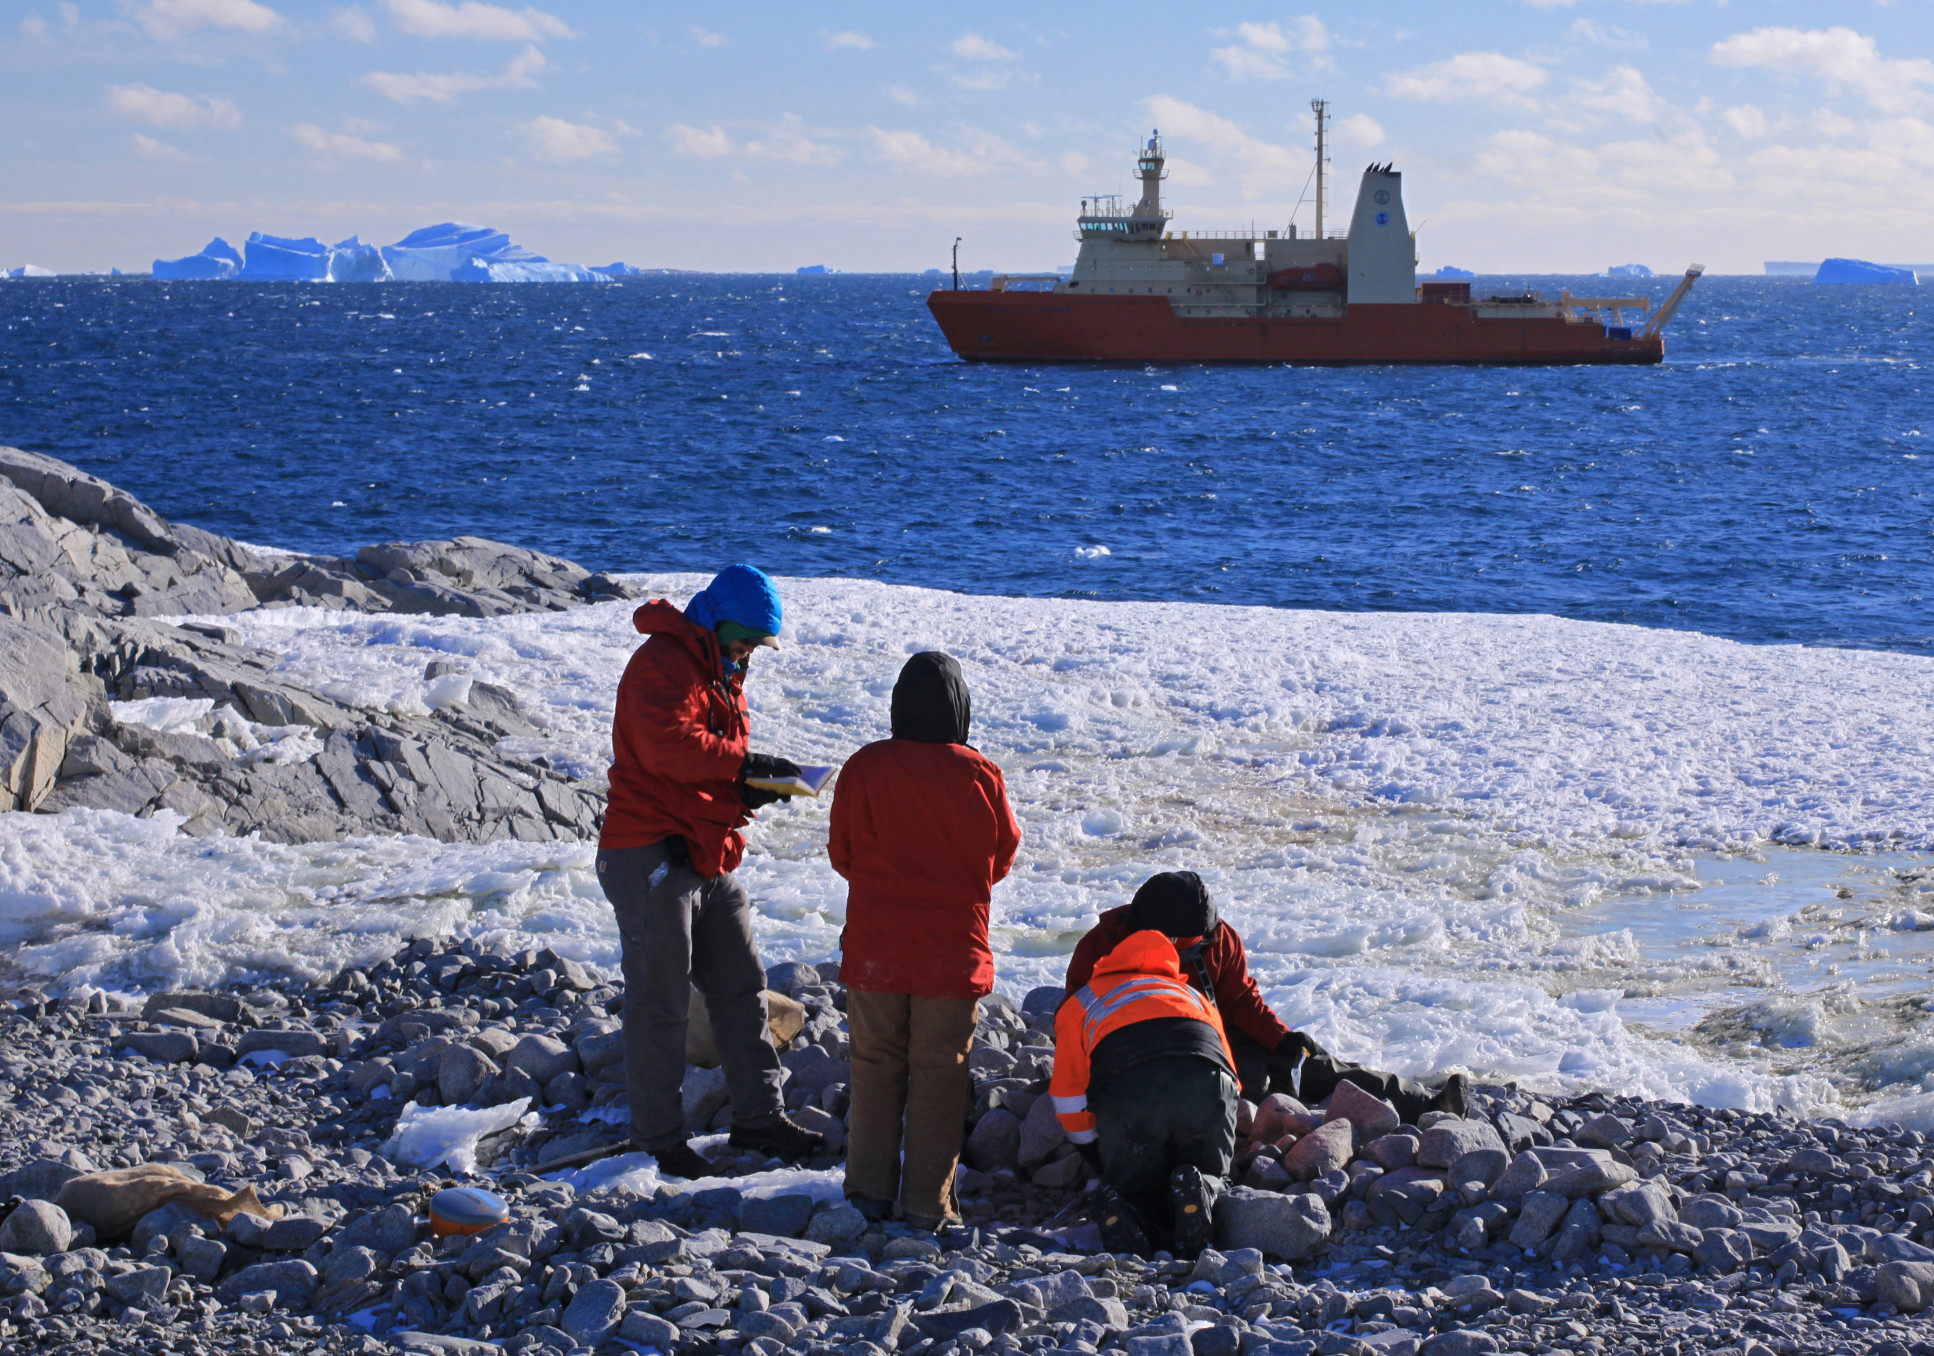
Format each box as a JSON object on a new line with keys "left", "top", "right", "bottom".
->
{"left": 4, "top": 1, "right": 1931, "bottom": 273}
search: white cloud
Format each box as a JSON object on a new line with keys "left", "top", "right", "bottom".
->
{"left": 1711, "top": 26, "right": 1934, "bottom": 114}
{"left": 291, "top": 122, "right": 403, "bottom": 161}
{"left": 1060, "top": 150, "right": 1089, "bottom": 177}
{"left": 886, "top": 83, "right": 918, "bottom": 108}
{"left": 1566, "top": 65, "right": 1662, "bottom": 124}
{"left": 379, "top": 0, "right": 571, "bottom": 43}
{"left": 59, "top": 2, "right": 77, "bottom": 27}
{"left": 1337, "top": 113, "right": 1385, "bottom": 148}
{"left": 132, "top": 133, "right": 193, "bottom": 162}
{"left": 689, "top": 26, "right": 725, "bottom": 48}
{"left": 1723, "top": 104, "right": 1771, "bottom": 139}
{"left": 135, "top": 0, "right": 284, "bottom": 41}
{"left": 359, "top": 44, "right": 545, "bottom": 103}
{"left": 669, "top": 124, "right": 734, "bottom": 157}
{"left": 824, "top": 30, "right": 873, "bottom": 51}
{"left": 1141, "top": 95, "right": 1304, "bottom": 199}
{"left": 1386, "top": 51, "right": 1549, "bottom": 109}
{"left": 1211, "top": 17, "right": 1329, "bottom": 81}
{"left": 744, "top": 114, "right": 840, "bottom": 164}
{"left": 108, "top": 84, "right": 243, "bottom": 130}
{"left": 870, "top": 126, "right": 1030, "bottom": 177}
{"left": 951, "top": 32, "right": 1016, "bottom": 62}
{"left": 20, "top": 13, "right": 47, "bottom": 36}
{"left": 1568, "top": 19, "right": 1647, "bottom": 51}
{"left": 522, "top": 115, "right": 614, "bottom": 161}
{"left": 331, "top": 7, "right": 376, "bottom": 41}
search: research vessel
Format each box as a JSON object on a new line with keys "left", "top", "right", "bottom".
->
{"left": 928, "top": 105, "right": 1702, "bottom": 366}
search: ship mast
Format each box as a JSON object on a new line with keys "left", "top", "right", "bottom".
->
{"left": 1311, "top": 98, "right": 1329, "bottom": 239}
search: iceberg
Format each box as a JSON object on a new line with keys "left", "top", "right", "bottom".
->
{"left": 2, "top": 265, "right": 57, "bottom": 279}
{"left": 1815, "top": 257, "right": 1918, "bottom": 285}
{"left": 1607, "top": 263, "right": 1654, "bottom": 278}
{"left": 327, "top": 236, "right": 392, "bottom": 283}
{"left": 146, "top": 221, "right": 614, "bottom": 283}
{"left": 240, "top": 233, "right": 331, "bottom": 281}
{"left": 1427, "top": 265, "right": 1475, "bottom": 279}
{"left": 154, "top": 237, "right": 243, "bottom": 280}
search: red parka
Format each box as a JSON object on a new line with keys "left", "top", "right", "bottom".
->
{"left": 599, "top": 600, "right": 753, "bottom": 877}
{"left": 1064, "top": 905, "right": 1293, "bottom": 1052}
{"left": 830, "top": 738, "right": 1022, "bottom": 999}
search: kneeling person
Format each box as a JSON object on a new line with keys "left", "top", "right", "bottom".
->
{"left": 1051, "top": 928, "right": 1237, "bottom": 1258}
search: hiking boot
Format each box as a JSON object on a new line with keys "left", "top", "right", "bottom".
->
{"left": 848, "top": 1195, "right": 893, "bottom": 1223}
{"left": 903, "top": 1211, "right": 963, "bottom": 1233}
{"left": 1427, "top": 1072, "right": 1469, "bottom": 1119}
{"left": 1094, "top": 1183, "right": 1152, "bottom": 1257}
{"left": 648, "top": 1140, "right": 715, "bottom": 1181}
{"left": 1168, "top": 1165, "right": 1217, "bottom": 1260}
{"left": 728, "top": 1115, "right": 828, "bottom": 1162}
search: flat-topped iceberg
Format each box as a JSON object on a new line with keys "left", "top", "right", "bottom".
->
{"left": 2, "top": 265, "right": 58, "bottom": 279}
{"left": 151, "top": 222, "right": 612, "bottom": 283}
{"left": 1815, "top": 257, "right": 1918, "bottom": 286}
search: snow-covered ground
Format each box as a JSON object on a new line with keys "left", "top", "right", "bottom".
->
{"left": 6, "top": 575, "right": 1934, "bottom": 1121}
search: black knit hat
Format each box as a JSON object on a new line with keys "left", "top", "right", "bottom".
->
{"left": 1128, "top": 870, "right": 1218, "bottom": 938}
{"left": 891, "top": 651, "right": 971, "bottom": 745}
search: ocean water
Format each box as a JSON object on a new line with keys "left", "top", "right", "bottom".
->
{"left": 2, "top": 277, "right": 1933, "bottom": 1123}
{"left": 1, "top": 273, "right": 1928, "bottom": 653}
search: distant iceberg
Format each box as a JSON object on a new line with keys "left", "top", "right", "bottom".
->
{"left": 150, "top": 222, "right": 613, "bottom": 283}
{"left": 796, "top": 264, "right": 838, "bottom": 275}
{"left": 2, "top": 265, "right": 57, "bottom": 279}
{"left": 1815, "top": 257, "right": 1918, "bottom": 286}
{"left": 1427, "top": 265, "right": 1475, "bottom": 279}
{"left": 1607, "top": 264, "right": 1653, "bottom": 278}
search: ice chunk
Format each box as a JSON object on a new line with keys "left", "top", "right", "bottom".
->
{"left": 590, "top": 262, "right": 647, "bottom": 276}
{"left": 451, "top": 257, "right": 609, "bottom": 283}
{"left": 1607, "top": 264, "right": 1654, "bottom": 278}
{"left": 3, "top": 265, "right": 58, "bottom": 279}
{"left": 240, "top": 233, "right": 330, "bottom": 281}
{"left": 382, "top": 222, "right": 517, "bottom": 281}
{"left": 382, "top": 1097, "right": 537, "bottom": 1174}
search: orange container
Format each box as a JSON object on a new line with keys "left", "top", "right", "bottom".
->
{"left": 428, "top": 1186, "right": 509, "bottom": 1238}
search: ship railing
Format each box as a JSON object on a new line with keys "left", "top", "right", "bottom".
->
{"left": 989, "top": 275, "right": 1062, "bottom": 293}
{"left": 1558, "top": 291, "right": 1652, "bottom": 327}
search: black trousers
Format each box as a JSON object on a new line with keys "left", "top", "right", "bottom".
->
{"left": 1089, "top": 1055, "right": 1236, "bottom": 1247}
{"left": 1229, "top": 1027, "right": 1438, "bottom": 1124}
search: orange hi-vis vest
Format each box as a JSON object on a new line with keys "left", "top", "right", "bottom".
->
{"left": 1049, "top": 929, "right": 1235, "bottom": 1144}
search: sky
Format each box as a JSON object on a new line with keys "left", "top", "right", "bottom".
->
{"left": 3, "top": 1, "right": 1932, "bottom": 274}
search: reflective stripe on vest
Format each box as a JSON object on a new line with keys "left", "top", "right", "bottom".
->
{"left": 1072, "top": 973, "right": 1214, "bottom": 1050}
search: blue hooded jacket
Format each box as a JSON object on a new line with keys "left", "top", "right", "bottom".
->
{"left": 685, "top": 564, "right": 783, "bottom": 637}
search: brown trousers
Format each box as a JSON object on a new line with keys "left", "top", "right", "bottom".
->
{"left": 843, "top": 989, "right": 979, "bottom": 1223}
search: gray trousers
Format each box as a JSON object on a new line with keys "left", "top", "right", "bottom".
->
{"left": 597, "top": 842, "right": 785, "bottom": 1151}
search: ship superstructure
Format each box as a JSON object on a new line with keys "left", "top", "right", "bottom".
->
{"left": 928, "top": 111, "right": 1703, "bottom": 366}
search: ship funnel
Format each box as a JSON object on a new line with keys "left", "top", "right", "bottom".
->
{"left": 1346, "top": 164, "right": 1417, "bottom": 304}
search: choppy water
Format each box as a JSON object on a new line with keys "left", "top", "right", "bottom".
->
{"left": 1, "top": 273, "right": 1928, "bottom": 652}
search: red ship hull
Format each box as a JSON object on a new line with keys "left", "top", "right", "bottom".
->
{"left": 927, "top": 291, "right": 1664, "bottom": 366}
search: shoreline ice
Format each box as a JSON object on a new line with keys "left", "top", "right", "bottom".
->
{"left": 7, "top": 574, "right": 1934, "bottom": 1120}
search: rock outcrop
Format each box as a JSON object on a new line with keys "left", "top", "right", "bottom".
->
{"left": 0, "top": 448, "right": 630, "bottom": 842}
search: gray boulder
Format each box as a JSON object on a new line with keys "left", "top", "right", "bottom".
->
{"left": 0, "top": 1200, "right": 72, "bottom": 1255}
{"left": 1325, "top": 1080, "right": 1401, "bottom": 1139}
{"left": 1284, "top": 1119, "right": 1353, "bottom": 1180}
{"left": 805, "top": 1203, "right": 868, "bottom": 1248}
{"left": 115, "top": 1030, "right": 198, "bottom": 1065}
{"left": 105, "top": 1263, "right": 172, "bottom": 1307}
{"left": 1877, "top": 1260, "right": 1934, "bottom": 1314}
{"left": 562, "top": 1277, "right": 627, "bottom": 1345}
{"left": 1416, "top": 1117, "right": 1506, "bottom": 1168}
{"left": 966, "top": 1108, "right": 1023, "bottom": 1172}
{"left": 1017, "top": 1092, "right": 1069, "bottom": 1172}
{"left": 1488, "top": 1152, "right": 1547, "bottom": 1208}
{"left": 217, "top": 1258, "right": 319, "bottom": 1306}
{"left": 0, "top": 615, "right": 100, "bottom": 813}
{"left": 439, "top": 1044, "right": 499, "bottom": 1106}
{"left": 1693, "top": 1227, "right": 1753, "bottom": 1274}
{"left": 1213, "top": 1187, "right": 1331, "bottom": 1261}
{"left": 507, "top": 1034, "right": 578, "bottom": 1085}
{"left": 337, "top": 1202, "right": 419, "bottom": 1256}
{"left": 1507, "top": 1190, "right": 1570, "bottom": 1252}
{"left": 681, "top": 1064, "right": 731, "bottom": 1132}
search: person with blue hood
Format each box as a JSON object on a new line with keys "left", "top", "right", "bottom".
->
{"left": 597, "top": 565, "right": 827, "bottom": 1179}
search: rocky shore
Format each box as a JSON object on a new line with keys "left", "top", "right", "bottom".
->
{"left": 3, "top": 938, "right": 1933, "bottom": 1356}
{"left": 1, "top": 447, "right": 626, "bottom": 843}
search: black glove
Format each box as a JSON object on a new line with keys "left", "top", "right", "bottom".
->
{"left": 1075, "top": 1140, "right": 1103, "bottom": 1175}
{"left": 1276, "top": 1031, "right": 1329, "bottom": 1061}
{"left": 740, "top": 752, "right": 803, "bottom": 810}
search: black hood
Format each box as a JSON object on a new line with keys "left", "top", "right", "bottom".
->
{"left": 891, "top": 651, "right": 971, "bottom": 745}
{"left": 1129, "top": 870, "right": 1219, "bottom": 938}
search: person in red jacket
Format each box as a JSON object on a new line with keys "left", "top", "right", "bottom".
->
{"left": 598, "top": 565, "right": 826, "bottom": 1180}
{"left": 1065, "top": 871, "right": 1466, "bottom": 1122}
{"left": 1052, "top": 928, "right": 1237, "bottom": 1258}
{"left": 830, "top": 651, "right": 1021, "bottom": 1230}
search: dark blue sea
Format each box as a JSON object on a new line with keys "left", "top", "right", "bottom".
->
{"left": 2, "top": 274, "right": 1928, "bottom": 653}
